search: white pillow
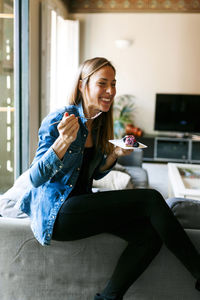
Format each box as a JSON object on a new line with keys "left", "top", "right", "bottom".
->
{"left": 0, "top": 170, "right": 31, "bottom": 218}
{"left": 93, "top": 170, "right": 133, "bottom": 191}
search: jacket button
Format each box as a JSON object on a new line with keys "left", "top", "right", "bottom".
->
{"left": 61, "top": 198, "right": 64, "bottom": 202}
{"left": 70, "top": 184, "right": 73, "bottom": 187}
{"left": 59, "top": 165, "right": 62, "bottom": 169}
{"left": 69, "top": 150, "right": 72, "bottom": 154}
{"left": 77, "top": 167, "right": 80, "bottom": 171}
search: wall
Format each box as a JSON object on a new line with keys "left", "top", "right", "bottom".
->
{"left": 70, "top": 13, "right": 200, "bottom": 135}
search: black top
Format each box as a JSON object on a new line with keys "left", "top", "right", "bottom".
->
{"left": 68, "top": 146, "right": 95, "bottom": 198}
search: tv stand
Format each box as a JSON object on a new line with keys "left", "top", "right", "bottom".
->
{"left": 174, "top": 133, "right": 193, "bottom": 139}
{"left": 138, "top": 135, "right": 200, "bottom": 163}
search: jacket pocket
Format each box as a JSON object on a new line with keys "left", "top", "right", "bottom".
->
{"left": 61, "top": 145, "right": 82, "bottom": 171}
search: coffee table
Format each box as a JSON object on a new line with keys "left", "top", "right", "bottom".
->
{"left": 168, "top": 163, "right": 200, "bottom": 200}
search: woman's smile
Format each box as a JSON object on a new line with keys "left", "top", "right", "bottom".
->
{"left": 100, "top": 97, "right": 111, "bottom": 102}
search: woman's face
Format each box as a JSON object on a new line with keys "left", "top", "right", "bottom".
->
{"left": 81, "top": 65, "right": 116, "bottom": 114}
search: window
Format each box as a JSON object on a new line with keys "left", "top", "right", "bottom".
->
{"left": 0, "top": 0, "right": 14, "bottom": 193}
{"left": 41, "top": 1, "right": 79, "bottom": 119}
{"left": 0, "top": 0, "right": 29, "bottom": 193}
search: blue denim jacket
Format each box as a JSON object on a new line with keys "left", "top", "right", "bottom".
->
{"left": 18, "top": 102, "right": 113, "bottom": 245}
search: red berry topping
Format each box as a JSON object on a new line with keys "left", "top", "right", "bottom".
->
{"left": 123, "top": 135, "right": 137, "bottom": 147}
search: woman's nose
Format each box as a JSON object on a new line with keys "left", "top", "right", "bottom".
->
{"left": 106, "top": 85, "right": 112, "bottom": 94}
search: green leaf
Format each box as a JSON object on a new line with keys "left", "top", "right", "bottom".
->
{"left": 113, "top": 94, "right": 135, "bottom": 131}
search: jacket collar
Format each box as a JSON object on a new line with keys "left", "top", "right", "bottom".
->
{"left": 77, "top": 101, "right": 87, "bottom": 125}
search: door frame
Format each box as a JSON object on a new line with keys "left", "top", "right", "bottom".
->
{"left": 14, "top": 0, "right": 29, "bottom": 177}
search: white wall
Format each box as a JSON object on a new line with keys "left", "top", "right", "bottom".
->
{"left": 71, "top": 13, "right": 200, "bottom": 135}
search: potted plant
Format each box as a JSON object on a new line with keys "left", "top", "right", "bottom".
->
{"left": 113, "top": 94, "right": 135, "bottom": 139}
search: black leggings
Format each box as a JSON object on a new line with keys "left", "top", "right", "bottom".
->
{"left": 52, "top": 189, "right": 200, "bottom": 298}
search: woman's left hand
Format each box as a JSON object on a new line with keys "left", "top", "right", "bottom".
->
{"left": 100, "top": 146, "right": 133, "bottom": 172}
{"left": 113, "top": 146, "right": 134, "bottom": 158}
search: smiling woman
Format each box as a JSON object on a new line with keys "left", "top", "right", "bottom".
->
{"left": 67, "top": 57, "right": 117, "bottom": 154}
{"left": 14, "top": 57, "right": 200, "bottom": 300}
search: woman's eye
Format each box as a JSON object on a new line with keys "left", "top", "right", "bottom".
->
{"left": 98, "top": 82, "right": 116, "bottom": 88}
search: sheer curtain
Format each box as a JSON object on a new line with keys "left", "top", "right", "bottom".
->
{"left": 41, "top": 1, "right": 79, "bottom": 120}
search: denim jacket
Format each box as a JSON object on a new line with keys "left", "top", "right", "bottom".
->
{"left": 18, "top": 102, "right": 114, "bottom": 246}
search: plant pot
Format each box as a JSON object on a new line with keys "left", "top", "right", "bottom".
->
{"left": 125, "top": 123, "right": 143, "bottom": 137}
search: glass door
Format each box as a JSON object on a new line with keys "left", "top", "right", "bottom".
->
{"left": 0, "top": 0, "right": 14, "bottom": 193}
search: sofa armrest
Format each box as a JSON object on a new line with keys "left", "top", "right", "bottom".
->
{"left": 167, "top": 197, "right": 200, "bottom": 229}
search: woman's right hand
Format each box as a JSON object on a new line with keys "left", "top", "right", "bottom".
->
{"left": 57, "top": 112, "right": 80, "bottom": 145}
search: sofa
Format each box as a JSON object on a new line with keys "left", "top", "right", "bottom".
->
{"left": 1, "top": 154, "right": 200, "bottom": 299}
{"left": 1, "top": 198, "right": 200, "bottom": 300}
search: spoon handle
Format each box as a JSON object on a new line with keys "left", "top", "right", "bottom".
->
{"left": 49, "top": 111, "right": 102, "bottom": 126}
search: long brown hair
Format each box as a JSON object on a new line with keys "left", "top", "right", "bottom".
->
{"left": 68, "top": 57, "right": 115, "bottom": 154}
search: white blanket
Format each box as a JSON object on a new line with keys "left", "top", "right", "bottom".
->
{"left": 0, "top": 170, "right": 31, "bottom": 218}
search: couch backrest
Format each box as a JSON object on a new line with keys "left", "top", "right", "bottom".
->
{"left": 117, "top": 149, "right": 143, "bottom": 167}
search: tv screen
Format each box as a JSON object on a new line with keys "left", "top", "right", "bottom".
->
{"left": 154, "top": 93, "right": 200, "bottom": 133}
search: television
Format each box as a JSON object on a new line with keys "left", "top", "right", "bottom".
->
{"left": 154, "top": 93, "right": 200, "bottom": 134}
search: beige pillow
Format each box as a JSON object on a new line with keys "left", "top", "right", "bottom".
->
{"left": 93, "top": 170, "right": 133, "bottom": 191}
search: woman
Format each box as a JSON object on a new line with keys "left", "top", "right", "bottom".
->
{"left": 18, "top": 57, "right": 200, "bottom": 299}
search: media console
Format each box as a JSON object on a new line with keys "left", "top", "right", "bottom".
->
{"left": 138, "top": 135, "right": 200, "bottom": 163}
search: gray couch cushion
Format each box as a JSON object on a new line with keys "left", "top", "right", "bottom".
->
{"left": 114, "top": 163, "right": 149, "bottom": 189}
{"left": 125, "top": 166, "right": 149, "bottom": 189}
{"left": 167, "top": 197, "right": 200, "bottom": 229}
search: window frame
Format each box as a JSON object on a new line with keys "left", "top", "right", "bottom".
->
{"left": 14, "top": 0, "right": 29, "bottom": 177}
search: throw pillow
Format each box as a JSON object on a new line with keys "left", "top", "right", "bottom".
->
{"left": 93, "top": 170, "right": 133, "bottom": 191}
{"left": 0, "top": 170, "right": 30, "bottom": 218}
{"left": 167, "top": 197, "right": 200, "bottom": 229}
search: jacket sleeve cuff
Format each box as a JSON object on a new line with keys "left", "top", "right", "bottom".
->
{"left": 29, "top": 147, "right": 64, "bottom": 187}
